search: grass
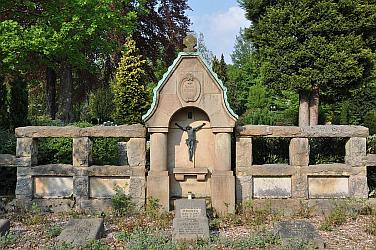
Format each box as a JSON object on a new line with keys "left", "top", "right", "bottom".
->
{"left": 0, "top": 232, "right": 17, "bottom": 248}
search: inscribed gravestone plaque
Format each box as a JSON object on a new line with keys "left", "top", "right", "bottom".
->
{"left": 274, "top": 220, "right": 325, "bottom": 249}
{"left": 172, "top": 199, "right": 209, "bottom": 240}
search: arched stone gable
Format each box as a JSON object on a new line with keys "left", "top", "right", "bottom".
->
{"left": 143, "top": 52, "right": 237, "bottom": 131}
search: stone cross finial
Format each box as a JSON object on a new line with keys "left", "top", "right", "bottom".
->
{"left": 183, "top": 34, "right": 197, "bottom": 52}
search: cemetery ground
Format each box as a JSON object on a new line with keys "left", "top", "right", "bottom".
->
{"left": 0, "top": 197, "right": 376, "bottom": 249}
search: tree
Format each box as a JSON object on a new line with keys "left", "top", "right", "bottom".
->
{"left": 0, "top": 75, "right": 8, "bottom": 129}
{"left": 197, "top": 33, "right": 214, "bottom": 67}
{"left": 112, "top": 38, "right": 149, "bottom": 124}
{"left": 240, "top": 0, "right": 376, "bottom": 126}
{"left": 9, "top": 78, "right": 28, "bottom": 129}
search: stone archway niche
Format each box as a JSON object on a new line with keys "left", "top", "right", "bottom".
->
{"left": 143, "top": 52, "right": 238, "bottom": 214}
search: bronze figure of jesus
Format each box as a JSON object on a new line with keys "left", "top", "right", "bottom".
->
{"left": 175, "top": 122, "right": 206, "bottom": 161}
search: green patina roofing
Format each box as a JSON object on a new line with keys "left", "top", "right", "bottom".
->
{"left": 142, "top": 52, "right": 238, "bottom": 122}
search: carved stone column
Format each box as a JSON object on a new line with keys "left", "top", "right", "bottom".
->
{"left": 147, "top": 131, "right": 169, "bottom": 211}
{"left": 211, "top": 132, "right": 235, "bottom": 214}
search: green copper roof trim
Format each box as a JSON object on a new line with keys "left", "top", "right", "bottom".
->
{"left": 142, "top": 52, "right": 238, "bottom": 122}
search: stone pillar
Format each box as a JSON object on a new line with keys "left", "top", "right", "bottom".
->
{"left": 289, "top": 138, "right": 309, "bottom": 166}
{"left": 73, "top": 176, "right": 89, "bottom": 208}
{"left": 73, "top": 137, "right": 92, "bottom": 167}
{"left": 236, "top": 137, "right": 252, "bottom": 168}
{"left": 127, "top": 138, "right": 146, "bottom": 167}
{"left": 211, "top": 132, "right": 235, "bottom": 214}
{"left": 16, "top": 138, "right": 38, "bottom": 166}
{"left": 345, "top": 137, "right": 366, "bottom": 166}
{"left": 147, "top": 132, "right": 169, "bottom": 211}
{"left": 214, "top": 133, "right": 231, "bottom": 172}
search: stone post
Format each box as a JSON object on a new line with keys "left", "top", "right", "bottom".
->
{"left": 289, "top": 138, "right": 309, "bottom": 166}
{"left": 73, "top": 137, "right": 92, "bottom": 167}
{"left": 127, "top": 138, "right": 146, "bottom": 168}
{"left": 147, "top": 132, "right": 169, "bottom": 211}
{"left": 211, "top": 132, "right": 235, "bottom": 214}
{"left": 16, "top": 138, "right": 38, "bottom": 166}
{"left": 236, "top": 137, "right": 252, "bottom": 168}
{"left": 345, "top": 137, "right": 366, "bottom": 167}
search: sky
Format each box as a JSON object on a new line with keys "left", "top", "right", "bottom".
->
{"left": 187, "top": 0, "right": 251, "bottom": 64}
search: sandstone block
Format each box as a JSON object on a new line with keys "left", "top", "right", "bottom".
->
{"left": 0, "top": 219, "right": 10, "bottom": 236}
{"left": 308, "top": 177, "right": 349, "bottom": 198}
{"left": 127, "top": 138, "right": 146, "bottom": 167}
{"left": 349, "top": 176, "right": 368, "bottom": 198}
{"left": 16, "top": 138, "right": 38, "bottom": 165}
{"left": 118, "top": 142, "right": 128, "bottom": 165}
{"left": 89, "top": 177, "right": 129, "bottom": 198}
{"left": 15, "top": 176, "right": 33, "bottom": 199}
{"left": 57, "top": 218, "right": 104, "bottom": 246}
{"left": 129, "top": 177, "right": 146, "bottom": 209}
{"left": 210, "top": 174, "right": 235, "bottom": 214}
{"left": 253, "top": 177, "right": 292, "bottom": 198}
{"left": 236, "top": 137, "right": 252, "bottom": 168}
{"left": 73, "top": 176, "right": 89, "bottom": 199}
{"left": 345, "top": 137, "right": 367, "bottom": 166}
{"left": 73, "top": 137, "right": 92, "bottom": 167}
{"left": 0, "top": 154, "right": 16, "bottom": 166}
{"left": 147, "top": 173, "right": 169, "bottom": 211}
{"left": 289, "top": 138, "right": 309, "bottom": 166}
{"left": 34, "top": 177, "right": 73, "bottom": 198}
{"left": 235, "top": 176, "right": 252, "bottom": 203}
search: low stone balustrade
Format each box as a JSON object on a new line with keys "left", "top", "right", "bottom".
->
{"left": 13, "top": 124, "right": 146, "bottom": 211}
{"left": 235, "top": 125, "right": 371, "bottom": 203}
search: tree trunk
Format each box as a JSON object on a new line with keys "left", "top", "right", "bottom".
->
{"left": 61, "top": 63, "right": 73, "bottom": 123}
{"left": 299, "top": 92, "right": 310, "bottom": 127}
{"left": 46, "top": 67, "right": 57, "bottom": 120}
{"left": 309, "top": 87, "right": 319, "bottom": 126}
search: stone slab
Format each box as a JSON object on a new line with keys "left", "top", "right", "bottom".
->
{"left": 274, "top": 220, "right": 325, "bottom": 249}
{"left": 15, "top": 124, "right": 146, "bottom": 138}
{"left": 0, "top": 219, "right": 10, "bottom": 236}
{"left": 0, "top": 154, "right": 16, "bottom": 166}
{"left": 253, "top": 177, "right": 291, "bottom": 198}
{"left": 174, "top": 199, "right": 207, "bottom": 218}
{"left": 367, "top": 154, "right": 376, "bottom": 166}
{"left": 57, "top": 218, "right": 104, "bottom": 246}
{"left": 173, "top": 199, "right": 209, "bottom": 241}
{"left": 34, "top": 177, "right": 73, "bottom": 198}
{"left": 89, "top": 177, "right": 129, "bottom": 198}
{"left": 308, "top": 177, "right": 349, "bottom": 198}
{"left": 237, "top": 125, "right": 368, "bottom": 137}
{"left": 172, "top": 218, "right": 209, "bottom": 240}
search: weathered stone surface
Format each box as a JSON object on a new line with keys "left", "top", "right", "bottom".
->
{"left": 367, "top": 154, "right": 376, "bottom": 166}
{"left": 15, "top": 124, "right": 146, "bottom": 138}
{"left": 73, "top": 176, "right": 89, "bottom": 199}
{"left": 147, "top": 173, "right": 169, "bottom": 211}
{"left": 174, "top": 199, "right": 207, "bottom": 218}
{"left": 0, "top": 154, "right": 16, "bottom": 166}
{"left": 0, "top": 219, "right": 10, "bottom": 236}
{"left": 73, "top": 137, "right": 92, "bottom": 167}
{"left": 211, "top": 173, "right": 235, "bottom": 214}
{"left": 16, "top": 138, "right": 38, "bottom": 165}
{"left": 129, "top": 177, "right": 146, "bottom": 209}
{"left": 173, "top": 199, "right": 209, "bottom": 241}
{"left": 253, "top": 177, "right": 292, "bottom": 198}
{"left": 15, "top": 176, "right": 33, "bottom": 199}
{"left": 89, "top": 177, "right": 129, "bottom": 198}
{"left": 349, "top": 176, "right": 369, "bottom": 198}
{"left": 274, "top": 220, "right": 325, "bottom": 249}
{"left": 34, "top": 177, "right": 73, "bottom": 198}
{"left": 345, "top": 137, "right": 367, "bottom": 166}
{"left": 289, "top": 138, "right": 309, "bottom": 166}
{"left": 308, "top": 177, "right": 349, "bottom": 198}
{"left": 237, "top": 125, "right": 368, "bottom": 138}
{"left": 236, "top": 137, "right": 252, "bottom": 168}
{"left": 118, "top": 142, "right": 128, "bottom": 165}
{"left": 214, "top": 133, "right": 231, "bottom": 171}
{"left": 57, "top": 218, "right": 104, "bottom": 246}
{"left": 235, "top": 176, "right": 252, "bottom": 203}
{"left": 127, "top": 138, "right": 146, "bottom": 167}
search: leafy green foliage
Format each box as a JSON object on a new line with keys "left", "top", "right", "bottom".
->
{"left": 88, "top": 87, "right": 114, "bottom": 124}
{"left": 92, "top": 138, "right": 121, "bottom": 165}
{"left": 47, "top": 224, "right": 63, "bottom": 238}
{"left": 112, "top": 38, "right": 149, "bottom": 124}
{"left": 0, "top": 232, "right": 17, "bottom": 249}
{"left": 112, "top": 184, "right": 134, "bottom": 216}
{"left": 38, "top": 138, "right": 73, "bottom": 165}
{"left": 240, "top": 0, "right": 376, "bottom": 107}
{"left": 0, "top": 76, "right": 8, "bottom": 129}
{"left": 252, "top": 138, "right": 290, "bottom": 164}
{"left": 0, "top": 128, "right": 16, "bottom": 154}
{"left": 364, "top": 109, "right": 376, "bottom": 135}
{"left": 309, "top": 138, "right": 346, "bottom": 164}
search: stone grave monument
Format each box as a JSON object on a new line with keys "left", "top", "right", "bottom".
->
{"left": 143, "top": 34, "right": 238, "bottom": 214}
{"left": 172, "top": 198, "right": 210, "bottom": 240}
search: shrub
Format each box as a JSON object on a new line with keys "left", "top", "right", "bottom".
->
{"left": 47, "top": 224, "right": 62, "bottom": 238}
{"left": 112, "top": 185, "right": 134, "bottom": 216}
{"left": 92, "top": 138, "right": 121, "bottom": 165}
{"left": 88, "top": 87, "right": 114, "bottom": 124}
{"left": 309, "top": 138, "right": 346, "bottom": 164}
{"left": 0, "top": 232, "right": 17, "bottom": 248}
{"left": 38, "top": 137, "right": 72, "bottom": 165}
{"left": 364, "top": 109, "right": 376, "bottom": 135}
{"left": 0, "top": 128, "right": 16, "bottom": 154}
{"left": 366, "top": 218, "right": 376, "bottom": 236}
{"left": 252, "top": 137, "right": 290, "bottom": 164}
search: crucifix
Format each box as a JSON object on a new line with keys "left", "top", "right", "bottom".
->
{"left": 175, "top": 122, "right": 206, "bottom": 161}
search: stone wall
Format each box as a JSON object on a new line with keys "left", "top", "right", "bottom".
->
{"left": 236, "top": 125, "right": 372, "bottom": 204}
{"left": 12, "top": 124, "right": 146, "bottom": 211}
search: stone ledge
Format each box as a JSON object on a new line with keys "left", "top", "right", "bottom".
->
{"left": 0, "top": 154, "right": 16, "bottom": 167}
{"left": 17, "top": 165, "right": 146, "bottom": 177}
{"left": 237, "top": 125, "right": 369, "bottom": 138}
{"left": 173, "top": 168, "right": 208, "bottom": 181}
{"left": 15, "top": 124, "right": 146, "bottom": 138}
